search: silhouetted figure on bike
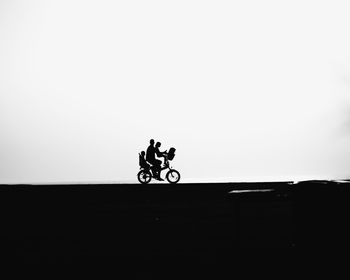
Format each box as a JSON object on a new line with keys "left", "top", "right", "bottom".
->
{"left": 138, "top": 151, "right": 150, "bottom": 171}
{"left": 146, "top": 139, "right": 162, "bottom": 180}
{"left": 155, "top": 142, "right": 167, "bottom": 167}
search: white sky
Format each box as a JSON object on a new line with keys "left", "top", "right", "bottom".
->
{"left": 1, "top": 0, "right": 350, "bottom": 183}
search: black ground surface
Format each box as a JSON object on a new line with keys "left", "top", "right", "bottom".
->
{"left": 0, "top": 180, "right": 349, "bottom": 263}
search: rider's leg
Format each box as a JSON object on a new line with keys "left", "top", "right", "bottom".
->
{"left": 150, "top": 165, "right": 156, "bottom": 177}
{"left": 150, "top": 165, "right": 159, "bottom": 180}
{"left": 155, "top": 160, "right": 162, "bottom": 179}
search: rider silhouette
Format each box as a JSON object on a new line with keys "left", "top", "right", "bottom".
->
{"left": 146, "top": 139, "right": 163, "bottom": 180}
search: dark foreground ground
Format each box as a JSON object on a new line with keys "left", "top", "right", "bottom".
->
{"left": 0, "top": 180, "right": 349, "bottom": 263}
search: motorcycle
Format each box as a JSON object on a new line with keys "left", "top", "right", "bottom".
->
{"left": 137, "top": 148, "right": 181, "bottom": 184}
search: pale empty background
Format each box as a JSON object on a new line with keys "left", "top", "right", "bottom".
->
{"left": 1, "top": 0, "right": 350, "bottom": 184}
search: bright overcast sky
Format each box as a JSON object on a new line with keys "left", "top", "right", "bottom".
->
{"left": 1, "top": 0, "right": 350, "bottom": 183}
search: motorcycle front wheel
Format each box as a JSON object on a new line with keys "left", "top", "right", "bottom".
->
{"left": 166, "top": 169, "right": 181, "bottom": 184}
{"left": 137, "top": 170, "right": 152, "bottom": 184}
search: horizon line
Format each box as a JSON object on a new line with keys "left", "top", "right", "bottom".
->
{"left": 0, "top": 178, "right": 349, "bottom": 186}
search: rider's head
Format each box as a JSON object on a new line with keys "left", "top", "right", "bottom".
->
{"left": 141, "top": 151, "right": 145, "bottom": 156}
{"left": 150, "top": 139, "right": 154, "bottom": 145}
{"left": 156, "top": 142, "right": 161, "bottom": 148}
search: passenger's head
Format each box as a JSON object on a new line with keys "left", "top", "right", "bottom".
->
{"left": 150, "top": 139, "right": 154, "bottom": 145}
{"left": 156, "top": 142, "right": 161, "bottom": 148}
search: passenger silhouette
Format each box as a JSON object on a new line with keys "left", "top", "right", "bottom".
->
{"left": 146, "top": 139, "right": 163, "bottom": 180}
{"left": 139, "top": 151, "right": 150, "bottom": 171}
{"left": 155, "top": 142, "right": 167, "bottom": 166}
